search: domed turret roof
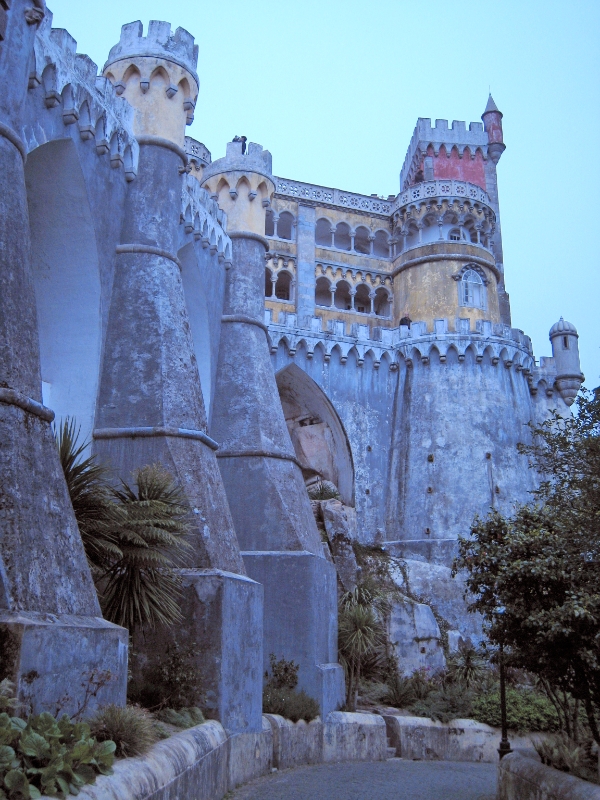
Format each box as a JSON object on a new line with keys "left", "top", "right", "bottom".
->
{"left": 549, "top": 317, "right": 578, "bottom": 337}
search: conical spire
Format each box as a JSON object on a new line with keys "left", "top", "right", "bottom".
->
{"left": 482, "top": 93, "right": 502, "bottom": 117}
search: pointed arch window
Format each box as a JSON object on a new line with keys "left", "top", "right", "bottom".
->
{"left": 460, "top": 268, "right": 485, "bottom": 309}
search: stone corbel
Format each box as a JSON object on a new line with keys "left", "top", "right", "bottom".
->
{"left": 140, "top": 80, "right": 149, "bottom": 94}
{"left": 25, "top": 7, "right": 44, "bottom": 24}
{"left": 166, "top": 84, "right": 178, "bottom": 99}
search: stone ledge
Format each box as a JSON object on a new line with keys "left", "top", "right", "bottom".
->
{"left": 56, "top": 712, "right": 387, "bottom": 800}
{"left": 385, "top": 715, "right": 500, "bottom": 763}
{"left": 498, "top": 752, "right": 600, "bottom": 800}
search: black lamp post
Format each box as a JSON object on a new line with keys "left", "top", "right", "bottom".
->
{"left": 498, "top": 642, "right": 512, "bottom": 759}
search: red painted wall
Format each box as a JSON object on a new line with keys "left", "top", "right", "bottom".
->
{"left": 427, "top": 145, "right": 487, "bottom": 191}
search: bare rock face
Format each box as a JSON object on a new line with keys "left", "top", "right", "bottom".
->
{"left": 391, "top": 559, "right": 483, "bottom": 646}
{"left": 320, "top": 500, "right": 359, "bottom": 592}
{"left": 388, "top": 597, "right": 446, "bottom": 676}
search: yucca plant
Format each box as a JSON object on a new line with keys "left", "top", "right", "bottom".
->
{"left": 101, "top": 465, "right": 191, "bottom": 632}
{"left": 54, "top": 418, "right": 121, "bottom": 572}
{"left": 338, "top": 595, "right": 386, "bottom": 711}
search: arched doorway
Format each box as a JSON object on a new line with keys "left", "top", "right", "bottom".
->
{"left": 25, "top": 139, "right": 101, "bottom": 442}
{"left": 276, "top": 363, "right": 354, "bottom": 505}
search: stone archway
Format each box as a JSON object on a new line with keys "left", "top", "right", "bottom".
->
{"left": 275, "top": 363, "right": 354, "bottom": 506}
{"left": 25, "top": 138, "right": 101, "bottom": 442}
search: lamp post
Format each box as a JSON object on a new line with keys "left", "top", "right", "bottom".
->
{"left": 498, "top": 642, "right": 512, "bottom": 759}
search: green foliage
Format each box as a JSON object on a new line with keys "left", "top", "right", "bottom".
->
{"left": 533, "top": 733, "right": 599, "bottom": 785}
{"left": 446, "top": 646, "right": 488, "bottom": 689}
{"left": 265, "top": 655, "right": 298, "bottom": 691}
{"left": 262, "top": 688, "right": 319, "bottom": 723}
{"left": 0, "top": 703, "right": 114, "bottom": 799}
{"left": 307, "top": 481, "right": 339, "bottom": 500}
{"left": 153, "top": 707, "right": 205, "bottom": 729}
{"left": 262, "top": 656, "right": 319, "bottom": 722}
{"left": 89, "top": 705, "right": 157, "bottom": 759}
{"left": 471, "top": 687, "right": 560, "bottom": 732}
{"left": 409, "top": 683, "right": 474, "bottom": 724}
{"left": 54, "top": 419, "right": 121, "bottom": 572}
{"left": 101, "top": 465, "right": 191, "bottom": 632}
{"left": 454, "top": 389, "right": 600, "bottom": 746}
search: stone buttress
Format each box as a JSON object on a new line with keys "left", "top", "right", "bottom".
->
{"left": 0, "top": 0, "right": 127, "bottom": 716}
{"left": 202, "top": 143, "right": 345, "bottom": 716}
{"left": 96, "top": 22, "right": 263, "bottom": 734}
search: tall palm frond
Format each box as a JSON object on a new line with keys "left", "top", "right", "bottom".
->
{"left": 54, "top": 417, "right": 122, "bottom": 570}
{"left": 101, "top": 465, "right": 191, "bottom": 632}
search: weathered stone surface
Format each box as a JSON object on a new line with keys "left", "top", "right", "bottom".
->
{"left": 391, "top": 558, "right": 484, "bottom": 645}
{"left": 321, "top": 500, "right": 359, "bottom": 591}
{"left": 131, "top": 570, "right": 263, "bottom": 734}
{"left": 498, "top": 752, "right": 600, "bottom": 800}
{"left": 242, "top": 551, "right": 344, "bottom": 717}
{"left": 385, "top": 715, "right": 499, "bottom": 762}
{"left": 323, "top": 712, "right": 387, "bottom": 763}
{"left": 388, "top": 596, "right": 446, "bottom": 675}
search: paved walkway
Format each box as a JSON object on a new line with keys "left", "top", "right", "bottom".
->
{"left": 230, "top": 760, "right": 497, "bottom": 800}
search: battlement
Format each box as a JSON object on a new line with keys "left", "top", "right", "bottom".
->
{"left": 202, "top": 140, "right": 273, "bottom": 183}
{"left": 103, "top": 21, "right": 199, "bottom": 85}
{"left": 400, "top": 117, "right": 489, "bottom": 191}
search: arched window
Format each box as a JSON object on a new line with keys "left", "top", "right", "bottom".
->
{"left": 265, "top": 268, "right": 274, "bottom": 297}
{"left": 334, "top": 222, "right": 351, "bottom": 251}
{"left": 315, "top": 218, "right": 333, "bottom": 247}
{"left": 448, "top": 228, "right": 463, "bottom": 242}
{"left": 354, "top": 226, "right": 371, "bottom": 255}
{"left": 334, "top": 280, "right": 351, "bottom": 310}
{"left": 315, "top": 277, "right": 332, "bottom": 307}
{"left": 354, "top": 284, "right": 371, "bottom": 313}
{"left": 275, "top": 270, "right": 292, "bottom": 301}
{"left": 277, "top": 211, "right": 294, "bottom": 240}
{"left": 374, "top": 287, "right": 390, "bottom": 317}
{"left": 460, "top": 269, "right": 484, "bottom": 309}
{"left": 373, "top": 230, "right": 390, "bottom": 257}
{"left": 265, "top": 210, "right": 275, "bottom": 237}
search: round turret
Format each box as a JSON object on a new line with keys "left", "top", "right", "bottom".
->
{"left": 200, "top": 140, "right": 274, "bottom": 236}
{"left": 103, "top": 21, "right": 199, "bottom": 146}
{"left": 481, "top": 94, "right": 505, "bottom": 165}
{"left": 549, "top": 317, "right": 584, "bottom": 406}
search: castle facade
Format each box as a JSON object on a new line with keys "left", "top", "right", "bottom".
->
{"left": 0, "top": 7, "right": 583, "bottom": 729}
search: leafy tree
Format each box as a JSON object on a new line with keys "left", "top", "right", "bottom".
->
{"left": 454, "top": 389, "right": 600, "bottom": 755}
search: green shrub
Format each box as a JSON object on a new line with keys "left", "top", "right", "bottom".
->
{"left": 0, "top": 682, "right": 115, "bottom": 799}
{"left": 262, "top": 687, "right": 319, "bottom": 723}
{"left": 153, "top": 707, "right": 205, "bottom": 729}
{"left": 408, "top": 684, "right": 474, "bottom": 724}
{"left": 533, "top": 733, "right": 599, "bottom": 785}
{"left": 130, "top": 641, "right": 204, "bottom": 710}
{"left": 265, "top": 654, "right": 298, "bottom": 690}
{"left": 307, "top": 481, "right": 339, "bottom": 500}
{"left": 471, "top": 687, "right": 560, "bottom": 732}
{"left": 89, "top": 704, "right": 157, "bottom": 758}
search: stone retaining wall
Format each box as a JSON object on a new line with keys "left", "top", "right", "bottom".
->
{"left": 498, "top": 752, "right": 600, "bottom": 800}
{"left": 384, "top": 715, "right": 500, "bottom": 762}
{"left": 64, "top": 712, "right": 387, "bottom": 800}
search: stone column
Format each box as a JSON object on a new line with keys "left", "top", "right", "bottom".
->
{"left": 0, "top": 0, "right": 127, "bottom": 716}
{"left": 295, "top": 203, "right": 316, "bottom": 329}
{"left": 203, "top": 144, "right": 344, "bottom": 716}
{"left": 97, "top": 21, "right": 262, "bottom": 733}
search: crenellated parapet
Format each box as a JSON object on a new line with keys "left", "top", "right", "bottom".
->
{"left": 181, "top": 173, "right": 231, "bottom": 262}
{"left": 24, "top": 10, "right": 138, "bottom": 178}
{"left": 266, "top": 314, "right": 537, "bottom": 375}
{"left": 200, "top": 139, "right": 275, "bottom": 236}
{"left": 103, "top": 21, "right": 199, "bottom": 147}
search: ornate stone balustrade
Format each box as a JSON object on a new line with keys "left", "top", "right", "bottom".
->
{"left": 392, "top": 180, "right": 491, "bottom": 214}
{"left": 274, "top": 177, "right": 392, "bottom": 216}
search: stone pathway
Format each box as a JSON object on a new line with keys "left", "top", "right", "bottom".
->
{"left": 229, "top": 759, "right": 497, "bottom": 800}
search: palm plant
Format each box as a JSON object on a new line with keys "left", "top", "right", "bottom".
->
{"left": 54, "top": 418, "right": 121, "bottom": 572}
{"left": 101, "top": 465, "right": 191, "bottom": 632}
{"left": 338, "top": 585, "right": 387, "bottom": 711}
{"left": 446, "top": 645, "right": 488, "bottom": 689}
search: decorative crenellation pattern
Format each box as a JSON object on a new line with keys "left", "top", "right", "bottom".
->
{"left": 266, "top": 314, "right": 538, "bottom": 377}
{"left": 399, "top": 117, "right": 490, "bottom": 191}
{"left": 185, "top": 136, "right": 211, "bottom": 166}
{"left": 181, "top": 174, "right": 231, "bottom": 261}
{"left": 25, "top": 11, "right": 138, "bottom": 178}
{"left": 275, "top": 177, "right": 392, "bottom": 217}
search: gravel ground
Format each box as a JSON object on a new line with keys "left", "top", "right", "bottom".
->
{"left": 229, "top": 759, "right": 498, "bottom": 800}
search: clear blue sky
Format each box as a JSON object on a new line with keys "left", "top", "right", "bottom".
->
{"left": 48, "top": 0, "right": 600, "bottom": 386}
